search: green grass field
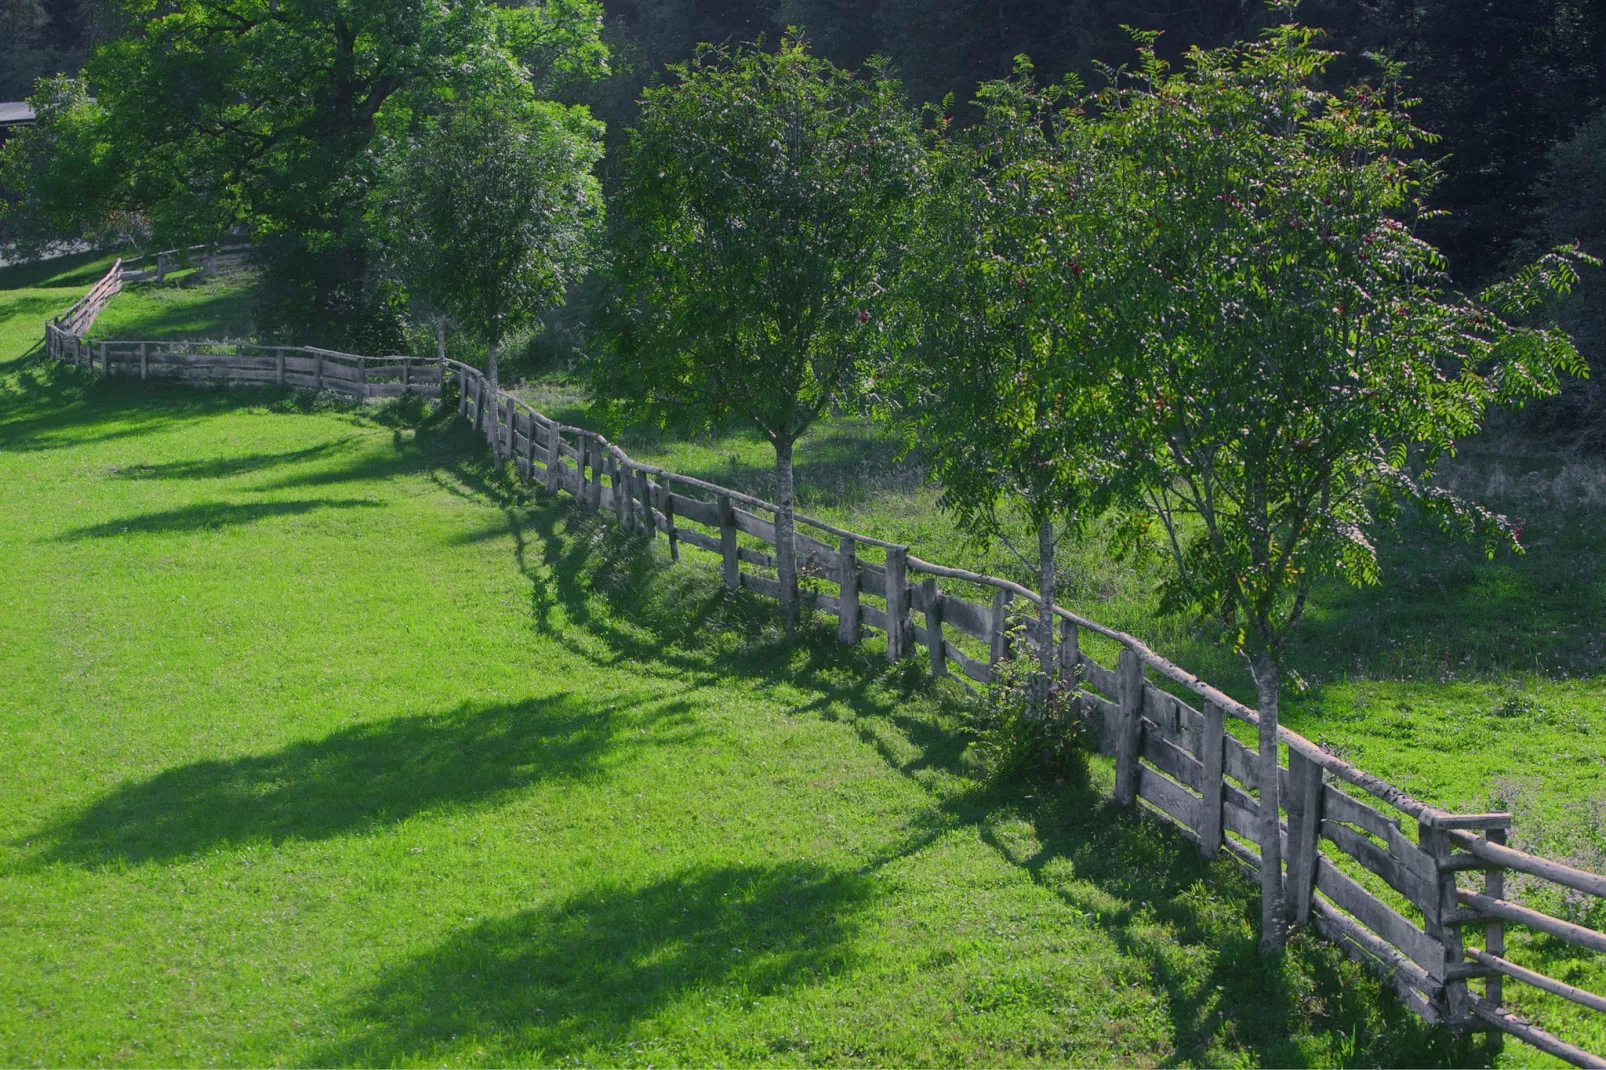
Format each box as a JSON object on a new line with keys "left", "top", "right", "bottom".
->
{"left": 0, "top": 257, "right": 1599, "bottom": 1065}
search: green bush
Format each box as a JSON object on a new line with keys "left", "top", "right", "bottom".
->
{"left": 963, "top": 626, "right": 1092, "bottom": 782}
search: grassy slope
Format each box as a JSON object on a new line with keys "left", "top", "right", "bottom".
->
{"left": 0, "top": 261, "right": 1578, "bottom": 1065}
{"left": 526, "top": 376, "right": 1606, "bottom": 819}
{"left": 513, "top": 375, "right": 1606, "bottom": 1054}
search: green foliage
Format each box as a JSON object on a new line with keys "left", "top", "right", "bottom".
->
{"left": 370, "top": 97, "right": 604, "bottom": 359}
{"left": 598, "top": 33, "right": 923, "bottom": 443}
{"left": 595, "top": 33, "right": 925, "bottom": 622}
{"left": 894, "top": 63, "right": 1116, "bottom": 544}
{"left": 1, "top": 0, "right": 606, "bottom": 346}
{"left": 0, "top": 75, "right": 110, "bottom": 251}
{"left": 964, "top": 627, "right": 1090, "bottom": 782}
{"left": 1080, "top": 18, "right": 1593, "bottom": 668}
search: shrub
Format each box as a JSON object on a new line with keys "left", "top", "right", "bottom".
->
{"left": 963, "top": 625, "right": 1091, "bottom": 782}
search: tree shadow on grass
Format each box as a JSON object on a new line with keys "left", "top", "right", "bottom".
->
{"left": 52, "top": 496, "right": 386, "bottom": 539}
{"left": 312, "top": 861, "right": 872, "bottom": 1066}
{"left": 87, "top": 283, "right": 257, "bottom": 344}
{"left": 18, "top": 693, "right": 699, "bottom": 869}
{"left": 0, "top": 249, "right": 114, "bottom": 290}
{"left": 0, "top": 355, "right": 273, "bottom": 453}
{"left": 453, "top": 482, "right": 1497, "bottom": 1067}
{"left": 960, "top": 773, "right": 1492, "bottom": 1068}
{"left": 107, "top": 438, "right": 360, "bottom": 481}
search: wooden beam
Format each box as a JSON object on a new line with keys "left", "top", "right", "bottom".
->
{"left": 1198, "top": 700, "right": 1225, "bottom": 860}
{"left": 1285, "top": 749, "right": 1325, "bottom": 925}
{"left": 1114, "top": 647, "right": 1144, "bottom": 807}
{"left": 837, "top": 535, "right": 859, "bottom": 644}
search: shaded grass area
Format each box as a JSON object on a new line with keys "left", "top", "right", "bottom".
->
{"left": 522, "top": 376, "right": 1606, "bottom": 1059}
{"left": 0, "top": 289, "right": 1503, "bottom": 1066}
{"left": 87, "top": 271, "right": 257, "bottom": 342}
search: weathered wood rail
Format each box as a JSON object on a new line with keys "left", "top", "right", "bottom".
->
{"left": 119, "top": 242, "right": 253, "bottom": 283}
{"left": 45, "top": 329, "right": 443, "bottom": 400}
{"left": 48, "top": 261, "right": 1606, "bottom": 1066}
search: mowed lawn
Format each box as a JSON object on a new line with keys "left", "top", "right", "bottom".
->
{"left": 0, "top": 258, "right": 1547, "bottom": 1067}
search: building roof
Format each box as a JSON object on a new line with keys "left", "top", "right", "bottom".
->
{"left": 0, "top": 102, "right": 37, "bottom": 126}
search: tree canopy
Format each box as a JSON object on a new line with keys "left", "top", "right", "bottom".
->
{"left": 595, "top": 34, "right": 925, "bottom": 627}
{"left": 1, "top": 0, "right": 608, "bottom": 347}
{"left": 893, "top": 63, "right": 1119, "bottom": 681}
{"left": 1069, "top": 18, "right": 1591, "bottom": 949}
{"left": 372, "top": 96, "right": 604, "bottom": 451}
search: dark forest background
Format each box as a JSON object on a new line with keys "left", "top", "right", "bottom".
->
{"left": 580, "top": 0, "right": 1606, "bottom": 291}
{"left": 7, "top": 0, "right": 1604, "bottom": 286}
{"left": 9, "top": 0, "right": 1606, "bottom": 433}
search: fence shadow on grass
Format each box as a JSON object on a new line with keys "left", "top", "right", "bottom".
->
{"left": 462, "top": 483, "right": 1495, "bottom": 1067}
{"left": 969, "top": 774, "right": 1487, "bottom": 1068}
{"left": 313, "top": 861, "right": 871, "bottom": 1066}
{"left": 19, "top": 692, "right": 699, "bottom": 869}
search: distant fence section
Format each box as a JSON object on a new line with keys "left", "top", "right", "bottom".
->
{"left": 48, "top": 261, "right": 1606, "bottom": 1067}
{"left": 46, "top": 262, "right": 440, "bottom": 401}
{"left": 120, "top": 242, "right": 253, "bottom": 283}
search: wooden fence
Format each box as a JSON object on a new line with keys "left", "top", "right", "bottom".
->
{"left": 49, "top": 262, "right": 1606, "bottom": 1066}
{"left": 120, "top": 242, "right": 253, "bottom": 283}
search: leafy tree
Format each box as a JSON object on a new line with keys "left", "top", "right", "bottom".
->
{"left": 1083, "top": 17, "right": 1592, "bottom": 950}
{"left": 0, "top": 74, "right": 108, "bottom": 250}
{"left": 372, "top": 98, "right": 604, "bottom": 455}
{"left": 596, "top": 34, "right": 925, "bottom": 629}
{"left": 894, "top": 64, "right": 1118, "bottom": 685}
{"left": 1, "top": 0, "right": 606, "bottom": 346}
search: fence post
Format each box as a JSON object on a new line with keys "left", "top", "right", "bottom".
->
{"left": 358, "top": 355, "right": 366, "bottom": 399}
{"left": 587, "top": 438, "right": 604, "bottom": 511}
{"left": 99, "top": 342, "right": 109, "bottom": 376}
{"left": 1198, "top": 700, "right": 1226, "bottom": 859}
{"left": 638, "top": 471, "right": 656, "bottom": 541}
{"left": 140, "top": 342, "right": 149, "bottom": 381}
{"left": 1419, "top": 820, "right": 1470, "bottom": 1023}
{"left": 402, "top": 357, "right": 411, "bottom": 394}
{"left": 544, "top": 425, "right": 561, "bottom": 494}
{"left": 315, "top": 350, "right": 325, "bottom": 391}
{"left": 920, "top": 576, "right": 946, "bottom": 677}
{"left": 837, "top": 535, "right": 859, "bottom": 644}
{"left": 885, "top": 546, "right": 909, "bottom": 663}
{"left": 275, "top": 347, "right": 285, "bottom": 385}
{"left": 664, "top": 493, "right": 679, "bottom": 561}
{"left": 610, "top": 455, "right": 630, "bottom": 527}
{"left": 988, "top": 589, "right": 1012, "bottom": 665}
{"left": 1114, "top": 646, "right": 1144, "bottom": 806}
{"left": 1484, "top": 827, "right": 1506, "bottom": 1052}
{"left": 1058, "top": 618, "right": 1079, "bottom": 682}
{"left": 1285, "top": 749, "right": 1325, "bottom": 924}
{"left": 718, "top": 494, "right": 740, "bottom": 590}
{"left": 457, "top": 369, "right": 468, "bottom": 416}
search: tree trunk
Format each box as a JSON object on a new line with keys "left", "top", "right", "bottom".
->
{"left": 1035, "top": 516, "right": 1056, "bottom": 713}
{"left": 1249, "top": 648, "right": 1288, "bottom": 953}
{"left": 773, "top": 436, "right": 798, "bottom": 632}
{"left": 486, "top": 338, "right": 501, "bottom": 461}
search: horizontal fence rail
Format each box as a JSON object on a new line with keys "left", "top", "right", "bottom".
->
{"left": 120, "top": 242, "right": 253, "bottom": 283}
{"left": 47, "top": 261, "right": 1606, "bottom": 1067}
